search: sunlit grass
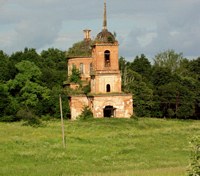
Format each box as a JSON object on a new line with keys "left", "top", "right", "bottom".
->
{"left": 0, "top": 118, "right": 199, "bottom": 176}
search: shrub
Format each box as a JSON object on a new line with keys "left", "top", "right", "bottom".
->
{"left": 0, "top": 115, "right": 20, "bottom": 122}
{"left": 78, "top": 106, "right": 93, "bottom": 120}
{"left": 187, "top": 136, "right": 200, "bottom": 176}
{"left": 16, "top": 109, "right": 43, "bottom": 127}
{"left": 130, "top": 114, "right": 138, "bottom": 121}
{"left": 69, "top": 66, "right": 81, "bottom": 84}
{"left": 41, "top": 114, "right": 52, "bottom": 121}
{"left": 83, "top": 84, "right": 91, "bottom": 94}
{"left": 167, "top": 108, "right": 175, "bottom": 118}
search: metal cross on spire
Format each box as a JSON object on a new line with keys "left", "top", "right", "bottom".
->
{"left": 103, "top": 0, "right": 107, "bottom": 30}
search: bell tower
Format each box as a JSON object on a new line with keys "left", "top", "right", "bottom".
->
{"left": 91, "top": 0, "right": 122, "bottom": 94}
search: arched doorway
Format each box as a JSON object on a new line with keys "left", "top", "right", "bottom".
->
{"left": 104, "top": 106, "right": 115, "bottom": 118}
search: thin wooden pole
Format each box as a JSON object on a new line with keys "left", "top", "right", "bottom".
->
{"left": 59, "top": 94, "right": 65, "bottom": 148}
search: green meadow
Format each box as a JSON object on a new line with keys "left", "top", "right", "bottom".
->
{"left": 0, "top": 118, "right": 199, "bottom": 176}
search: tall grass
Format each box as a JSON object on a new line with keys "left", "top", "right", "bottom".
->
{"left": 0, "top": 118, "right": 199, "bottom": 176}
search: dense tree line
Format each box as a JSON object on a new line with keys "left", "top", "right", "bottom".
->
{"left": 120, "top": 50, "right": 200, "bottom": 119}
{"left": 0, "top": 48, "right": 199, "bottom": 122}
{"left": 0, "top": 48, "right": 70, "bottom": 122}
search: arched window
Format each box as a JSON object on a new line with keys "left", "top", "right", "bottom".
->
{"left": 104, "top": 50, "right": 110, "bottom": 67}
{"left": 90, "top": 63, "right": 93, "bottom": 74}
{"left": 80, "top": 63, "right": 84, "bottom": 74}
{"left": 106, "top": 84, "right": 111, "bottom": 92}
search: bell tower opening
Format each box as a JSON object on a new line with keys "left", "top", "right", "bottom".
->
{"left": 104, "top": 50, "right": 110, "bottom": 67}
{"left": 104, "top": 106, "right": 115, "bottom": 118}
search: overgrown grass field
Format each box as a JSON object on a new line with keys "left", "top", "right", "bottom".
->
{"left": 0, "top": 118, "right": 199, "bottom": 176}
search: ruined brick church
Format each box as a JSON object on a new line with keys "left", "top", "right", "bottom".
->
{"left": 66, "top": 1, "right": 133, "bottom": 120}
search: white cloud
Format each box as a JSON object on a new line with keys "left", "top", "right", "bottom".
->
{"left": 118, "top": 0, "right": 200, "bottom": 60}
{"left": 0, "top": 0, "right": 199, "bottom": 60}
{"left": 137, "top": 32, "right": 157, "bottom": 48}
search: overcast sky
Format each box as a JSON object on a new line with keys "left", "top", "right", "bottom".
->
{"left": 0, "top": 0, "right": 200, "bottom": 61}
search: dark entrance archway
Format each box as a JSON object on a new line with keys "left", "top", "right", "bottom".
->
{"left": 104, "top": 106, "right": 115, "bottom": 118}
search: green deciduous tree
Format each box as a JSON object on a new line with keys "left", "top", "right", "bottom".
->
{"left": 0, "top": 50, "right": 16, "bottom": 82}
{"left": 1, "top": 48, "right": 70, "bottom": 120}
{"left": 151, "top": 51, "right": 200, "bottom": 119}
{"left": 123, "top": 69, "right": 154, "bottom": 117}
{"left": 119, "top": 56, "right": 130, "bottom": 88}
{"left": 36, "top": 85, "right": 70, "bottom": 119}
{"left": 188, "top": 57, "right": 200, "bottom": 81}
{"left": 7, "top": 60, "right": 50, "bottom": 117}
{"left": 10, "top": 48, "right": 41, "bottom": 64}
{"left": 154, "top": 49, "right": 184, "bottom": 73}
{"left": 130, "top": 54, "right": 152, "bottom": 80}
{"left": 40, "top": 48, "right": 67, "bottom": 88}
{"left": 181, "top": 76, "right": 200, "bottom": 119}
{"left": 154, "top": 80, "right": 195, "bottom": 119}
{"left": 151, "top": 66, "right": 175, "bottom": 87}
{"left": 0, "top": 83, "right": 9, "bottom": 118}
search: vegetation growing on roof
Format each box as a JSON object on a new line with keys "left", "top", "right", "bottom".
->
{"left": 66, "top": 40, "right": 93, "bottom": 57}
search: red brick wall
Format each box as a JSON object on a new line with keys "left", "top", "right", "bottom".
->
{"left": 70, "top": 95, "right": 89, "bottom": 120}
{"left": 92, "top": 43, "right": 119, "bottom": 71}
{"left": 68, "top": 57, "right": 92, "bottom": 81}
{"left": 92, "top": 94, "right": 133, "bottom": 118}
{"left": 91, "top": 74, "right": 121, "bottom": 93}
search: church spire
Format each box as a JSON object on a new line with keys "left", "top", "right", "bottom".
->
{"left": 103, "top": 0, "right": 107, "bottom": 30}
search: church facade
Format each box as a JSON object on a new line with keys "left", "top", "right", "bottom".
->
{"left": 67, "top": 2, "right": 133, "bottom": 120}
